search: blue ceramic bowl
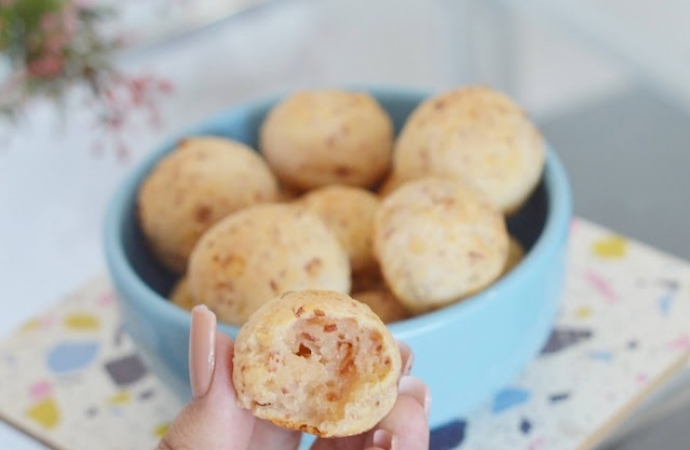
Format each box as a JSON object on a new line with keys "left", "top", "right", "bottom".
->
{"left": 104, "top": 87, "right": 572, "bottom": 435}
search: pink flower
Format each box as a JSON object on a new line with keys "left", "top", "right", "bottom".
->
{"left": 27, "top": 53, "right": 64, "bottom": 78}
{"left": 61, "top": 8, "right": 78, "bottom": 36}
{"left": 0, "top": 0, "right": 15, "bottom": 7}
{"left": 40, "top": 13, "right": 61, "bottom": 32}
{"left": 44, "top": 33, "right": 69, "bottom": 53}
{"left": 41, "top": 7, "right": 78, "bottom": 40}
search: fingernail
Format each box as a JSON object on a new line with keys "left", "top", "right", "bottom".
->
{"left": 397, "top": 340, "right": 414, "bottom": 375}
{"left": 399, "top": 376, "right": 431, "bottom": 419}
{"left": 189, "top": 305, "right": 217, "bottom": 398}
{"left": 373, "top": 428, "right": 394, "bottom": 450}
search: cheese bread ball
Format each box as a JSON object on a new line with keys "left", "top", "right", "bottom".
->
{"left": 352, "top": 288, "right": 410, "bottom": 324}
{"left": 138, "top": 136, "right": 279, "bottom": 273}
{"left": 297, "top": 185, "right": 379, "bottom": 275}
{"left": 169, "top": 276, "right": 197, "bottom": 311}
{"left": 376, "top": 171, "right": 408, "bottom": 198}
{"left": 276, "top": 184, "right": 302, "bottom": 203}
{"left": 503, "top": 236, "right": 526, "bottom": 275}
{"left": 393, "top": 87, "right": 545, "bottom": 214}
{"left": 260, "top": 90, "right": 394, "bottom": 191}
{"left": 188, "top": 204, "right": 350, "bottom": 325}
{"left": 373, "top": 178, "right": 509, "bottom": 313}
{"left": 233, "top": 290, "right": 401, "bottom": 437}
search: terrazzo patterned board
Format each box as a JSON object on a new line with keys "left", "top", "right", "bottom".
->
{"left": 1, "top": 217, "right": 690, "bottom": 450}
{"left": 0, "top": 279, "right": 183, "bottom": 450}
{"left": 432, "top": 218, "right": 690, "bottom": 450}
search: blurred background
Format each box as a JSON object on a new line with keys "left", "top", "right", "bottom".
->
{"left": 1, "top": 0, "right": 689, "bottom": 448}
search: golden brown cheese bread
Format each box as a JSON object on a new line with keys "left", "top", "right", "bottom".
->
{"left": 503, "top": 236, "right": 526, "bottom": 276}
{"left": 138, "top": 136, "right": 279, "bottom": 273}
{"left": 373, "top": 178, "right": 509, "bottom": 313}
{"left": 297, "top": 185, "right": 380, "bottom": 276}
{"left": 392, "top": 86, "right": 545, "bottom": 214}
{"left": 233, "top": 290, "right": 401, "bottom": 437}
{"left": 351, "top": 289, "right": 410, "bottom": 324}
{"left": 169, "top": 276, "right": 197, "bottom": 311}
{"left": 188, "top": 204, "right": 350, "bottom": 325}
{"left": 260, "top": 90, "right": 394, "bottom": 191}
{"left": 376, "top": 171, "right": 408, "bottom": 198}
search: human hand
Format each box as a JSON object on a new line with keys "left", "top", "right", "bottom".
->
{"left": 157, "top": 305, "right": 430, "bottom": 450}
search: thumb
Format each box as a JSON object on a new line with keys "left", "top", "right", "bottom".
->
{"left": 157, "top": 305, "right": 255, "bottom": 450}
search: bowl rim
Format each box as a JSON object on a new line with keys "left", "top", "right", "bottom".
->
{"left": 104, "top": 87, "right": 573, "bottom": 338}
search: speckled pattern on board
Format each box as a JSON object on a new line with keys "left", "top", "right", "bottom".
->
{"left": 0, "top": 279, "right": 183, "bottom": 450}
{"left": 1, "top": 218, "right": 689, "bottom": 450}
{"left": 429, "top": 218, "right": 690, "bottom": 449}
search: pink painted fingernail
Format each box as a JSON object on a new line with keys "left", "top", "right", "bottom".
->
{"left": 189, "top": 305, "right": 217, "bottom": 398}
{"left": 373, "top": 428, "right": 394, "bottom": 450}
{"left": 399, "top": 376, "right": 431, "bottom": 419}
